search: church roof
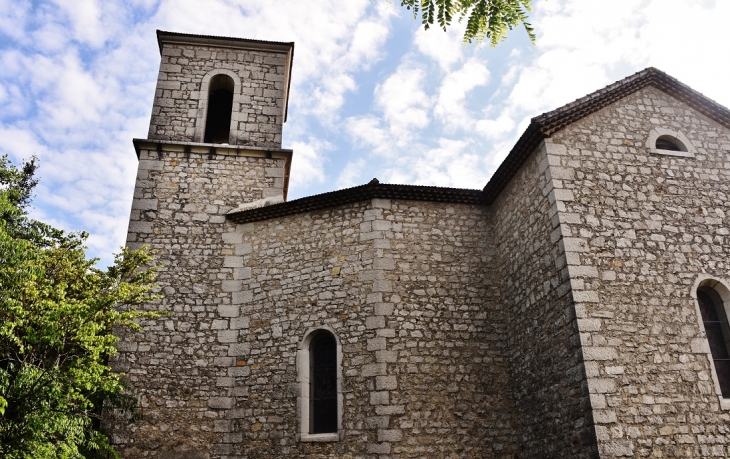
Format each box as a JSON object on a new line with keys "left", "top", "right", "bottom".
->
{"left": 227, "top": 67, "right": 730, "bottom": 224}
{"left": 156, "top": 30, "right": 294, "bottom": 54}
{"left": 226, "top": 179, "right": 485, "bottom": 224}
{"left": 482, "top": 67, "right": 730, "bottom": 204}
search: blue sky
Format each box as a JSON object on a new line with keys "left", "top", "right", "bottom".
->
{"left": 1, "top": 0, "right": 729, "bottom": 268}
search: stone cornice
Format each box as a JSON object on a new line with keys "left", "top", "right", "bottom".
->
{"left": 132, "top": 138, "right": 293, "bottom": 201}
{"left": 156, "top": 30, "right": 293, "bottom": 54}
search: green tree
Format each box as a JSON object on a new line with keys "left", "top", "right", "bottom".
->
{"left": 400, "top": 0, "right": 536, "bottom": 45}
{"left": 0, "top": 155, "right": 163, "bottom": 458}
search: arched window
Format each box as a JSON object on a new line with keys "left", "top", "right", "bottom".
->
{"left": 698, "top": 286, "right": 730, "bottom": 397}
{"left": 203, "top": 74, "right": 234, "bottom": 144}
{"left": 655, "top": 135, "right": 687, "bottom": 152}
{"left": 646, "top": 128, "right": 696, "bottom": 158}
{"left": 297, "top": 328, "right": 342, "bottom": 442}
{"left": 310, "top": 332, "right": 337, "bottom": 433}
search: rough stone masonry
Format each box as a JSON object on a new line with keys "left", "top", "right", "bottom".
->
{"left": 110, "top": 30, "right": 730, "bottom": 458}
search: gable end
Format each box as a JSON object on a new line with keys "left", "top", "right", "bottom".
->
{"left": 483, "top": 67, "right": 730, "bottom": 205}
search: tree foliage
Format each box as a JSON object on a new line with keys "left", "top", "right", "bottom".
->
{"left": 0, "top": 156, "right": 163, "bottom": 458}
{"left": 400, "top": 0, "right": 536, "bottom": 46}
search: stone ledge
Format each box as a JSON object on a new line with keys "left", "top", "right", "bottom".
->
{"left": 298, "top": 432, "right": 341, "bottom": 443}
{"left": 133, "top": 138, "right": 293, "bottom": 159}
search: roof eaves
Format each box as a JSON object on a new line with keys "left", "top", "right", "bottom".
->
{"left": 482, "top": 122, "right": 544, "bottom": 205}
{"left": 535, "top": 67, "right": 730, "bottom": 135}
{"left": 226, "top": 182, "right": 486, "bottom": 224}
{"left": 156, "top": 30, "right": 294, "bottom": 54}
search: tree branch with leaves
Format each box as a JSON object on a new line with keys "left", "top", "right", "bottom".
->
{"left": 400, "top": 0, "right": 536, "bottom": 45}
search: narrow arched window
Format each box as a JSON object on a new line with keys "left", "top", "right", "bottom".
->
{"left": 655, "top": 135, "right": 687, "bottom": 152}
{"left": 698, "top": 287, "right": 730, "bottom": 397}
{"left": 310, "top": 332, "right": 337, "bottom": 433}
{"left": 204, "top": 74, "right": 234, "bottom": 144}
{"left": 297, "top": 328, "right": 341, "bottom": 441}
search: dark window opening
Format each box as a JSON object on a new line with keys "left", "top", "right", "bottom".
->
{"left": 698, "top": 288, "right": 730, "bottom": 397}
{"left": 656, "top": 135, "right": 687, "bottom": 152}
{"left": 310, "top": 332, "right": 337, "bottom": 434}
{"left": 204, "top": 74, "right": 234, "bottom": 144}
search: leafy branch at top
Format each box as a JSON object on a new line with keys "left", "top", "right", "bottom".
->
{"left": 400, "top": 0, "right": 536, "bottom": 46}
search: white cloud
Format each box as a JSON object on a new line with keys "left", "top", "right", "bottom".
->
{"left": 31, "top": 22, "right": 71, "bottom": 53}
{"left": 375, "top": 64, "right": 431, "bottom": 140}
{"left": 380, "top": 138, "right": 484, "bottom": 188}
{"left": 288, "top": 138, "right": 329, "bottom": 190}
{"left": 36, "top": 55, "right": 110, "bottom": 131}
{"left": 498, "top": 0, "right": 730, "bottom": 126}
{"left": 305, "top": 74, "right": 358, "bottom": 123}
{"left": 0, "top": 0, "right": 31, "bottom": 42}
{"left": 0, "top": 83, "right": 27, "bottom": 118}
{"left": 0, "top": 127, "right": 48, "bottom": 164}
{"left": 475, "top": 111, "right": 515, "bottom": 140}
{"left": 506, "top": 61, "right": 609, "bottom": 116}
{"left": 0, "top": 50, "right": 26, "bottom": 79}
{"left": 336, "top": 158, "right": 366, "bottom": 189}
{"left": 433, "top": 58, "right": 490, "bottom": 130}
{"left": 343, "top": 61, "right": 435, "bottom": 159}
{"left": 413, "top": 20, "right": 466, "bottom": 70}
{"left": 634, "top": 0, "right": 730, "bottom": 107}
{"left": 49, "top": 0, "right": 130, "bottom": 48}
{"left": 346, "top": 115, "right": 389, "bottom": 151}
{"left": 343, "top": 13, "right": 392, "bottom": 68}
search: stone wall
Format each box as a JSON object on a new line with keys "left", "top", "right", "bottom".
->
{"left": 491, "top": 144, "right": 598, "bottom": 458}
{"left": 148, "top": 41, "right": 288, "bottom": 149}
{"left": 118, "top": 42, "right": 730, "bottom": 458}
{"left": 114, "top": 178, "right": 521, "bottom": 457}
{"left": 341, "top": 199, "right": 517, "bottom": 458}
{"left": 549, "top": 86, "right": 730, "bottom": 457}
{"left": 112, "top": 144, "right": 288, "bottom": 457}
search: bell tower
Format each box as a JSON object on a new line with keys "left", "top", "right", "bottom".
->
{"left": 114, "top": 32, "right": 295, "bottom": 454}
{"left": 147, "top": 30, "right": 294, "bottom": 149}
{"left": 126, "top": 30, "right": 295, "bottom": 248}
{"left": 127, "top": 30, "right": 295, "bottom": 250}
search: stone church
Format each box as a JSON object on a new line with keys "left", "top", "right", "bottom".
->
{"left": 111, "top": 30, "right": 730, "bottom": 458}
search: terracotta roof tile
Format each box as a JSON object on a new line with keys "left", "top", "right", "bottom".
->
{"left": 227, "top": 181, "right": 485, "bottom": 224}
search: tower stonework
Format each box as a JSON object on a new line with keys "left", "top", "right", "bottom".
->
{"left": 113, "top": 31, "right": 730, "bottom": 459}
{"left": 147, "top": 31, "right": 293, "bottom": 148}
{"left": 113, "top": 31, "right": 295, "bottom": 457}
